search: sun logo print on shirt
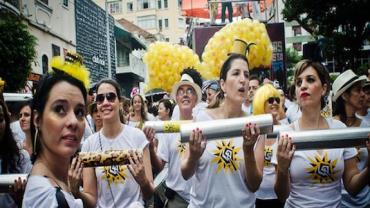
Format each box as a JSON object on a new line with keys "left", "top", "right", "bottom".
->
{"left": 306, "top": 151, "right": 338, "bottom": 183}
{"left": 101, "top": 165, "right": 127, "bottom": 185}
{"left": 211, "top": 139, "right": 241, "bottom": 173}
{"left": 264, "top": 146, "right": 273, "bottom": 166}
{"left": 176, "top": 138, "right": 187, "bottom": 158}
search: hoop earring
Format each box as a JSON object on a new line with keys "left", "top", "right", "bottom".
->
{"left": 33, "top": 128, "right": 39, "bottom": 155}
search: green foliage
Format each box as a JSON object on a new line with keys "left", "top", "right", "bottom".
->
{"left": 282, "top": 0, "right": 370, "bottom": 70}
{"left": 286, "top": 48, "right": 302, "bottom": 86}
{"left": 0, "top": 10, "right": 36, "bottom": 92}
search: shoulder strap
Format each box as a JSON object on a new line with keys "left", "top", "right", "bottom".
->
{"left": 55, "top": 187, "right": 70, "bottom": 208}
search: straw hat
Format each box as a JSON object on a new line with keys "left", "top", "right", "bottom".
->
{"left": 171, "top": 73, "right": 202, "bottom": 104}
{"left": 332, "top": 70, "right": 367, "bottom": 102}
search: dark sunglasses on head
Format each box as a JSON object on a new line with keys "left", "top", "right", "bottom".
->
{"left": 96, "top": 92, "right": 117, "bottom": 104}
{"left": 267, "top": 97, "right": 280, "bottom": 104}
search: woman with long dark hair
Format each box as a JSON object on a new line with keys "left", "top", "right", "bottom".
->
{"left": 22, "top": 52, "right": 89, "bottom": 207}
{"left": 0, "top": 100, "right": 31, "bottom": 208}
{"left": 181, "top": 40, "right": 264, "bottom": 207}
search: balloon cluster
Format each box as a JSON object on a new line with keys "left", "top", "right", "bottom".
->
{"left": 202, "top": 18, "right": 273, "bottom": 79}
{"left": 143, "top": 42, "right": 201, "bottom": 93}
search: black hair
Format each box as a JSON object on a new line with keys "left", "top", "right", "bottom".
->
{"left": 0, "top": 100, "right": 22, "bottom": 173}
{"left": 158, "top": 99, "right": 174, "bottom": 118}
{"left": 181, "top": 67, "right": 203, "bottom": 89}
{"left": 19, "top": 101, "right": 32, "bottom": 115}
{"left": 31, "top": 70, "right": 87, "bottom": 163}
{"left": 249, "top": 74, "right": 260, "bottom": 84}
{"left": 95, "top": 78, "right": 122, "bottom": 99}
{"left": 219, "top": 54, "right": 249, "bottom": 82}
{"left": 208, "top": 54, "right": 249, "bottom": 109}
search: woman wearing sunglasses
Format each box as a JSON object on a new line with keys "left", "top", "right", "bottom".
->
{"left": 181, "top": 40, "right": 265, "bottom": 207}
{"left": 80, "top": 78, "right": 154, "bottom": 208}
{"left": 252, "top": 84, "right": 288, "bottom": 208}
{"left": 273, "top": 60, "right": 370, "bottom": 208}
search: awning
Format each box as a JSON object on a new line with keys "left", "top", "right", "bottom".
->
{"left": 114, "top": 23, "right": 146, "bottom": 50}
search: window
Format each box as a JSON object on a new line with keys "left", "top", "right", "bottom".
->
{"left": 157, "top": 0, "right": 161, "bottom": 9}
{"left": 164, "top": 0, "right": 168, "bottom": 8}
{"left": 108, "top": 1, "right": 122, "bottom": 14}
{"left": 165, "top": 37, "right": 170, "bottom": 42}
{"left": 293, "top": 26, "right": 301, "bottom": 36}
{"left": 127, "top": 2, "right": 133, "bottom": 12}
{"left": 117, "top": 43, "right": 130, "bottom": 67}
{"left": 178, "top": 18, "right": 185, "bottom": 28}
{"left": 52, "top": 44, "right": 60, "bottom": 56}
{"left": 164, "top": 18, "right": 169, "bottom": 28}
{"left": 293, "top": 42, "right": 302, "bottom": 51}
{"left": 137, "top": 15, "right": 156, "bottom": 29}
{"left": 42, "top": 55, "right": 48, "bottom": 74}
{"left": 158, "top": 19, "right": 163, "bottom": 30}
{"left": 63, "top": 0, "right": 68, "bottom": 7}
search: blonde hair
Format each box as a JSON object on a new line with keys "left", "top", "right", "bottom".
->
{"left": 253, "top": 84, "right": 280, "bottom": 115}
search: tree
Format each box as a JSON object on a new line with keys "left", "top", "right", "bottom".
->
{"left": 0, "top": 10, "right": 36, "bottom": 92}
{"left": 282, "top": 0, "right": 370, "bottom": 71}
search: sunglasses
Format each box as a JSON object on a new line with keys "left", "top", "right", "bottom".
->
{"left": 267, "top": 97, "right": 280, "bottom": 104}
{"left": 96, "top": 92, "right": 117, "bottom": 104}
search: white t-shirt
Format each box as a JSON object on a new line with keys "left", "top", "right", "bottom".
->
{"left": 285, "top": 102, "right": 301, "bottom": 124}
{"left": 341, "top": 120, "right": 370, "bottom": 208}
{"left": 157, "top": 132, "right": 192, "bottom": 202}
{"left": 355, "top": 109, "right": 370, "bottom": 124}
{"left": 271, "top": 118, "right": 357, "bottom": 208}
{"left": 188, "top": 110, "right": 257, "bottom": 208}
{"left": 23, "top": 175, "right": 83, "bottom": 208}
{"left": 81, "top": 124, "right": 149, "bottom": 208}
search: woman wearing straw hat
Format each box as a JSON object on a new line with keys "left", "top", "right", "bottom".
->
{"left": 332, "top": 70, "right": 370, "bottom": 207}
{"left": 272, "top": 60, "right": 370, "bottom": 208}
{"left": 332, "top": 70, "right": 369, "bottom": 128}
{"left": 181, "top": 39, "right": 264, "bottom": 207}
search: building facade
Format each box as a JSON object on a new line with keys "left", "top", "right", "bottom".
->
{"left": 95, "top": 0, "right": 186, "bottom": 44}
{"left": 7, "top": 0, "right": 77, "bottom": 75}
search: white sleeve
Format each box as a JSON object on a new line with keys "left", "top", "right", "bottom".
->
{"left": 343, "top": 148, "right": 358, "bottom": 160}
{"left": 157, "top": 133, "right": 170, "bottom": 163}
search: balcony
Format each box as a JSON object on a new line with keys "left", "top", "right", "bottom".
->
{"left": 116, "top": 53, "right": 146, "bottom": 82}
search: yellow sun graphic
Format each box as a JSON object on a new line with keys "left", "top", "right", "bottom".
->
{"left": 101, "top": 165, "right": 127, "bottom": 185}
{"left": 176, "top": 138, "right": 187, "bottom": 158}
{"left": 306, "top": 151, "right": 338, "bottom": 183}
{"left": 211, "top": 139, "right": 241, "bottom": 173}
{"left": 264, "top": 146, "right": 273, "bottom": 166}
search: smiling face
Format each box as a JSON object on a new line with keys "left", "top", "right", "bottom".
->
{"left": 96, "top": 83, "right": 120, "bottom": 122}
{"left": 19, "top": 105, "right": 31, "bottom": 133}
{"left": 157, "top": 102, "right": 170, "bottom": 120}
{"left": 176, "top": 84, "right": 197, "bottom": 113}
{"left": 220, "top": 58, "right": 249, "bottom": 104}
{"left": 133, "top": 95, "right": 143, "bottom": 112}
{"left": 35, "top": 81, "right": 86, "bottom": 159}
{"left": 295, "top": 66, "right": 327, "bottom": 110}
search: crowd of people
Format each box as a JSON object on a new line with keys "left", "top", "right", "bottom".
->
{"left": 1, "top": 40, "right": 370, "bottom": 208}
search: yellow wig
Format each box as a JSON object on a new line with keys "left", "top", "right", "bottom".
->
{"left": 253, "top": 84, "right": 280, "bottom": 115}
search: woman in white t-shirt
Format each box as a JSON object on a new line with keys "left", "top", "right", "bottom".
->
{"left": 78, "top": 79, "right": 154, "bottom": 208}
{"left": 253, "top": 84, "right": 287, "bottom": 208}
{"left": 23, "top": 53, "right": 88, "bottom": 208}
{"left": 127, "top": 94, "right": 148, "bottom": 129}
{"left": 331, "top": 70, "right": 370, "bottom": 207}
{"left": 181, "top": 51, "right": 265, "bottom": 208}
{"left": 273, "top": 60, "right": 370, "bottom": 208}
